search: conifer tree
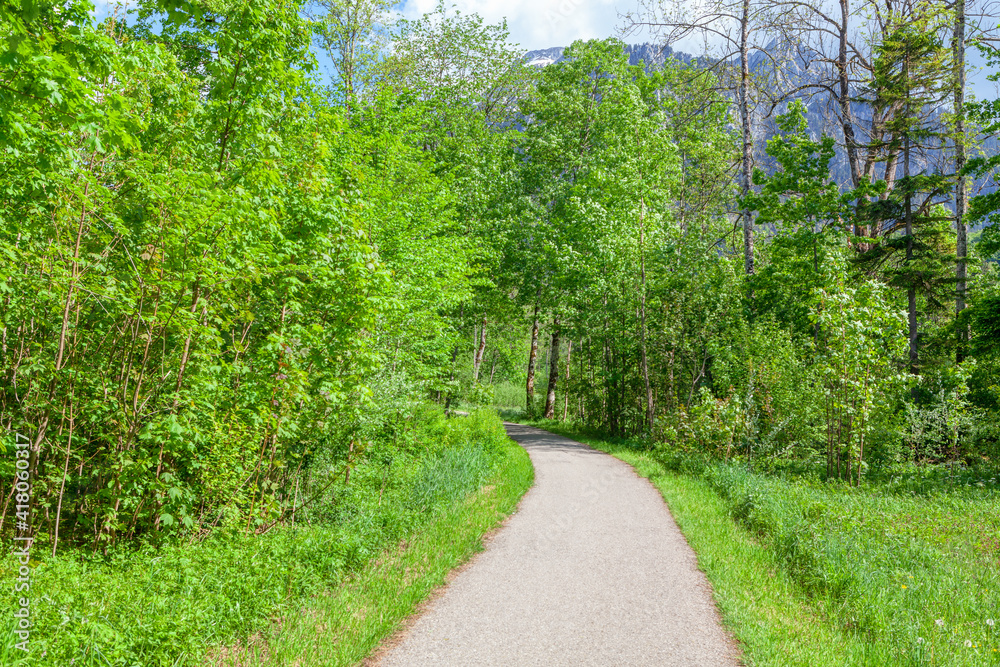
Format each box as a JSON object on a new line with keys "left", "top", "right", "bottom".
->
{"left": 854, "top": 8, "right": 954, "bottom": 374}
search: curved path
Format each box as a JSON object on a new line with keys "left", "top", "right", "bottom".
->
{"left": 375, "top": 423, "right": 741, "bottom": 666}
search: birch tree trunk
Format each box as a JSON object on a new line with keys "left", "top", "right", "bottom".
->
{"left": 954, "top": 0, "right": 968, "bottom": 361}
{"left": 638, "top": 197, "right": 654, "bottom": 431}
{"left": 544, "top": 320, "right": 561, "bottom": 419}
{"left": 740, "top": 0, "right": 755, "bottom": 278}
{"left": 472, "top": 313, "right": 487, "bottom": 381}
{"left": 904, "top": 53, "right": 918, "bottom": 374}
{"left": 525, "top": 301, "right": 540, "bottom": 414}
{"left": 563, "top": 339, "right": 573, "bottom": 421}
{"left": 838, "top": 0, "right": 862, "bottom": 191}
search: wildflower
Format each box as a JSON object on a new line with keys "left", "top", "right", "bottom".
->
{"left": 902, "top": 585, "right": 908, "bottom": 589}
{"left": 916, "top": 637, "right": 924, "bottom": 644}
{"left": 988, "top": 619, "right": 995, "bottom": 627}
{"left": 965, "top": 640, "right": 972, "bottom": 647}
{"left": 936, "top": 619, "right": 945, "bottom": 627}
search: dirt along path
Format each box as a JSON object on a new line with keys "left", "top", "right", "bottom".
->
{"left": 374, "top": 423, "right": 742, "bottom": 666}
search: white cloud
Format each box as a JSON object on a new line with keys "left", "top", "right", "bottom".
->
{"left": 90, "top": 1, "right": 129, "bottom": 19}
{"left": 398, "top": 0, "right": 627, "bottom": 52}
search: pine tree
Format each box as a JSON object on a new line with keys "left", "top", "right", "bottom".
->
{"left": 853, "top": 6, "right": 955, "bottom": 374}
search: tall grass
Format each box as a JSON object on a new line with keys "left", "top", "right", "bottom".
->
{"left": 696, "top": 462, "right": 1000, "bottom": 665}
{"left": 490, "top": 381, "right": 525, "bottom": 409}
{"left": 410, "top": 445, "right": 495, "bottom": 511}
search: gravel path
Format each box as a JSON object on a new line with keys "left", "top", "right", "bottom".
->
{"left": 375, "top": 423, "right": 741, "bottom": 666}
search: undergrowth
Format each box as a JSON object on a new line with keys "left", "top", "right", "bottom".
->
{"left": 0, "top": 408, "right": 513, "bottom": 667}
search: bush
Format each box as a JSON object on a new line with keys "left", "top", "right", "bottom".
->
{"left": 491, "top": 381, "right": 525, "bottom": 409}
{"left": 703, "top": 319, "right": 824, "bottom": 460}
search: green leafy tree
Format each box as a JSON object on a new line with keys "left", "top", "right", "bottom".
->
{"left": 510, "top": 39, "right": 681, "bottom": 424}
{"left": 308, "top": 0, "right": 394, "bottom": 106}
{"left": 855, "top": 14, "right": 955, "bottom": 374}
{"left": 745, "top": 100, "right": 876, "bottom": 335}
{"left": 811, "top": 274, "right": 909, "bottom": 484}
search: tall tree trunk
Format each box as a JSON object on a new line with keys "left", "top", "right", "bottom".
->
{"left": 739, "top": 0, "right": 755, "bottom": 278}
{"left": 638, "top": 196, "right": 654, "bottom": 432}
{"left": 904, "top": 53, "right": 919, "bottom": 374}
{"left": 544, "top": 320, "right": 561, "bottom": 419}
{"left": 838, "top": 0, "right": 862, "bottom": 191}
{"left": 525, "top": 301, "right": 540, "bottom": 414}
{"left": 472, "top": 313, "right": 487, "bottom": 381}
{"left": 563, "top": 339, "right": 573, "bottom": 421}
{"left": 954, "top": 0, "right": 968, "bottom": 362}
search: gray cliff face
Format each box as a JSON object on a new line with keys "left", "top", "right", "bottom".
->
{"left": 525, "top": 43, "right": 694, "bottom": 69}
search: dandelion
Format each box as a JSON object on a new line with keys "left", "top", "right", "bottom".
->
{"left": 902, "top": 585, "right": 908, "bottom": 589}
{"left": 988, "top": 619, "right": 995, "bottom": 627}
{"left": 965, "top": 640, "right": 972, "bottom": 647}
{"left": 936, "top": 619, "right": 945, "bottom": 627}
{"left": 917, "top": 637, "right": 924, "bottom": 644}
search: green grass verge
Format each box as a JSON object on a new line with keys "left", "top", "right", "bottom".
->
{"left": 216, "top": 432, "right": 533, "bottom": 667}
{"left": 697, "top": 465, "right": 1000, "bottom": 664}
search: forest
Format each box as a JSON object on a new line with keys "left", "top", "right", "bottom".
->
{"left": 2, "top": 0, "right": 1000, "bottom": 664}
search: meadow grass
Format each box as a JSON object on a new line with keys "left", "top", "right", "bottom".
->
{"left": 525, "top": 419, "right": 1000, "bottom": 667}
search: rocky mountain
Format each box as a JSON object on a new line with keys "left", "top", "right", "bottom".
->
{"left": 525, "top": 43, "right": 693, "bottom": 69}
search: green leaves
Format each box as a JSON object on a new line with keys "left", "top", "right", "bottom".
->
{"left": 0, "top": 0, "right": 387, "bottom": 550}
{"left": 0, "top": 0, "right": 517, "bottom": 572}
{"left": 154, "top": 0, "right": 207, "bottom": 27}
{"left": 810, "top": 273, "right": 910, "bottom": 483}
